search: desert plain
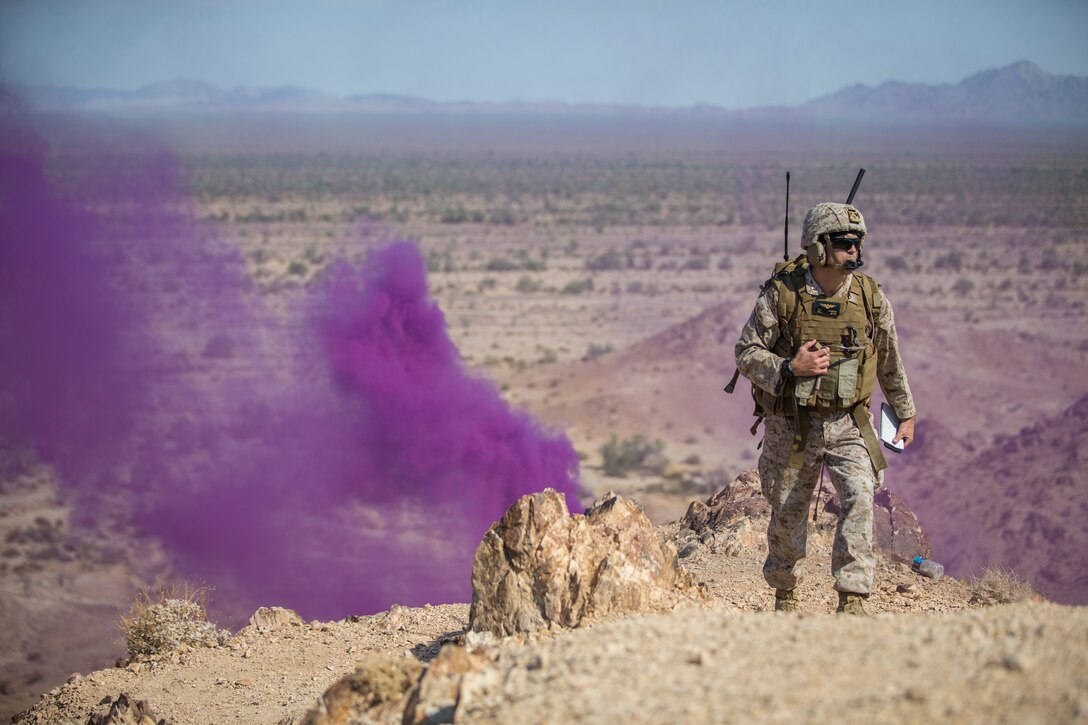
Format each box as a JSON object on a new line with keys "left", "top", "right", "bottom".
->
{"left": 1, "top": 112, "right": 1086, "bottom": 721}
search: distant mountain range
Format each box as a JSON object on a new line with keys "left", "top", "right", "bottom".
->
{"left": 803, "top": 60, "right": 1088, "bottom": 122}
{"left": 11, "top": 61, "right": 1088, "bottom": 123}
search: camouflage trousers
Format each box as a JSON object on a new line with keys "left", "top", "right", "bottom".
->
{"left": 758, "top": 410, "right": 882, "bottom": 595}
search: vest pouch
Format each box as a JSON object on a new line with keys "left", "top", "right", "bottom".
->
{"left": 794, "top": 376, "right": 817, "bottom": 405}
{"left": 837, "top": 357, "right": 859, "bottom": 405}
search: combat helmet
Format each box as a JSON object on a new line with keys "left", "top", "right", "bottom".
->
{"left": 801, "top": 202, "right": 867, "bottom": 270}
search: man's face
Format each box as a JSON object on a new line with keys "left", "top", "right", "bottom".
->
{"left": 828, "top": 232, "right": 861, "bottom": 267}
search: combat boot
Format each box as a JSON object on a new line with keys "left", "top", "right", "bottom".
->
{"left": 774, "top": 588, "right": 800, "bottom": 612}
{"left": 837, "top": 592, "right": 869, "bottom": 616}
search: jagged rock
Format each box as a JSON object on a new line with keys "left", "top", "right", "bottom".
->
{"left": 680, "top": 469, "right": 769, "bottom": 534}
{"left": 469, "top": 489, "right": 702, "bottom": 636}
{"left": 302, "top": 654, "right": 423, "bottom": 725}
{"left": 679, "top": 469, "right": 769, "bottom": 556}
{"left": 402, "top": 646, "right": 490, "bottom": 725}
{"left": 85, "top": 693, "right": 166, "bottom": 725}
{"left": 241, "top": 606, "right": 305, "bottom": 635}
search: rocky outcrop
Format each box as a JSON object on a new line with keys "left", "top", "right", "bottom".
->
{"left": 678, "top": 469, "right": 931, "bottom": 563}
{"left": 236, "top": 606, "right": 306, "bottom": 638}
{"left": 402, "top": 645, "right": 490, "bottom": 725}
{"left": 302, "top": 654, "right": 423, "bottom": 725}
{"left": 468, "top": 489, "right": 703, "bottom": 636}
{"left": 678, "top": 469, "right": 769, "bottom": 557}
{"left": 86, "top": 693, "right": 166, "bottom": 725}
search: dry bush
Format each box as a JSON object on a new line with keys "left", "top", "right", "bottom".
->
{"left": 968, "top": 566, "right": 1042, "bottom": 606}
{"left": 120, "top": 583, "right": 229, "bottom": 657}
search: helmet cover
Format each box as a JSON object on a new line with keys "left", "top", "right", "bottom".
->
{"left": 801, "top": 203, "right": 867, "bottom": 248}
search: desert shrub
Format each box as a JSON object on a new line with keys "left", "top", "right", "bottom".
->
{"left": 952, "top": 277, "right": 976, "bottom": 297}
{"left": 561, "top": 278, "right": 594, "bottom": 295}
{"left": 515, "top": 275, "right": 541, "bottom": 293}
{"left": 1039, "top": 250, "right": 1061, "bottom": 270}
{"left": 968, "top": 566, "right": 1041, "bottom": 606}
{"left": 933, "top": 250, "right": 964, "bottom": 272}
{"left": 120, "top": 585, "right": 229, "bottom": 657}
{"left": 485, "top": 257, "right": 519, "bottom": 272}
{"left": 885, "top": 255, "right": 909, "bottom": 272}
{"left": 489, "top": 207, "right": 519, "bottom": 225}
{"left": 538, "top": 348, "right": 558, "bottom": 364}
{"left": 440, "top": 206, "right": 470, "bottom": 223}
{"left": 478, "top": 278, "right": 497, "bottom": 291}
{"left": 304, "top": 244, "right": 324, "bottom": 264}
{"left": 682, "top": 256, "right": 710, "bottom": 271}
{"left": 585, "top": 249, "right": 626, "bottom": 271}
{"left": 287, "top": 260, "right": 308, "bottom": 277}
{"left": 600, "top": 434, "right": 669, "bottom": 478}
{"left": 426, "top": 249, "right": 454, "bottom": 273}
{"left": 584, "top": 343, "right": 613, "bottom": 361}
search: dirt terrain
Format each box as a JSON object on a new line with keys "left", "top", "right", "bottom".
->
{"left": 18, "top": 499, "right": 1083, "bottom": 725}
{"left": 2, "top": 116, "right": 1086, "bottom": 720}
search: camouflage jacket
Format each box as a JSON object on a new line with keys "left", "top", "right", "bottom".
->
{"left": 735, "top": 268, "right": 916, "bottom": 420}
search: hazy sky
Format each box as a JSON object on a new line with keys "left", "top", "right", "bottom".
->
{"left": 2, "top": 0, "right": 1086, "bottom": 108}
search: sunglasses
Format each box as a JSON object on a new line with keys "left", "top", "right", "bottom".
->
{"left": 830, "top": 236, "right": 861, "bottom": 251}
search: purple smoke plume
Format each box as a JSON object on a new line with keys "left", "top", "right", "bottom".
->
{"left": 0, "top": 106, "right": 580, "bottom": 622}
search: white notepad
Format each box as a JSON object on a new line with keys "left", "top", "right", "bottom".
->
{"left": 880, "top": 402, "right": 905, "bottom": 454}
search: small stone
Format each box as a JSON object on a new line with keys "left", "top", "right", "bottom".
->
{"left": 66, "top": 673, "right": 81, "bottom": 684}
{"left": 1002, "top": 653, "right": 1026, "bottom": 672}
{"left": 904, "top": 687, "right": 927, "bottom": 702}
{"left": 235, "top": 678, "right": 255, "bottom": 688}
{"left": 686, "top": 649, "right": 710, "bottom": 666}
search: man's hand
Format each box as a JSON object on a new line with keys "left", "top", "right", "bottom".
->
{"left": 792, "top": 339, "right": 830, "bottom": 376}
{"left": 894, "top": 416, "right": 916, "bottom": 449}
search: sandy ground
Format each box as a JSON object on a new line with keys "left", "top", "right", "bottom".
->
{"left": 17, "top": 516, "right": 1079, "bottom": 725}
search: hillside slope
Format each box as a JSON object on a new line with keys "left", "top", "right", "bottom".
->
{"left": 900, "top": 395, "right": 1088, "bottom": 603}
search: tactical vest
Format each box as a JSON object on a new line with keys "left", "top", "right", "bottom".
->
{"left": 727, "top": 256, "right": 888, "bottom": 472}
{"left": 753, "top": 262, "right": 881, "bottom": 418}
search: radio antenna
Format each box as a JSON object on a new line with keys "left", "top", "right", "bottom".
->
{"left": 783, "top": 171, "right": 791, "bottom": 261}
{"left": 846, "top": 168, "right": 865, "bottom": 204}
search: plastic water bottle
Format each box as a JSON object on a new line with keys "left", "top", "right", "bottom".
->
{"left": 912, "top": 556, "right": 944, "bottom": 581}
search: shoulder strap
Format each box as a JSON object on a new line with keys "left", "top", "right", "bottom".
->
{"left": 855, "top": 272, "right": 882, "bottom": 328}
{"left": 774, "top": 261, "right": 808, "bottom": 349}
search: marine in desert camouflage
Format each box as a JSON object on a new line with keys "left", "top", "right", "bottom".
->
{"left": 735, "top": 201, "right": 916, "bottom": 615}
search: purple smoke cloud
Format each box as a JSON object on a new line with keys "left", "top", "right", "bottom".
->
{"left": 0, "top": 105, "right": 580, "bottom": 622}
